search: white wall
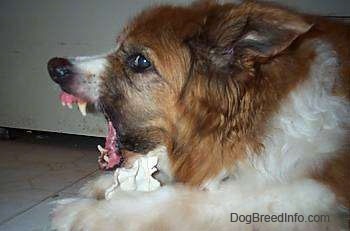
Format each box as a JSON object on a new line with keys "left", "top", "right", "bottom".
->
{"left": 0, "top": 0, "right": 349, "bottom": 137}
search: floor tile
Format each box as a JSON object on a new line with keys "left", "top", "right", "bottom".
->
{"left": 0, "top": 131, "right": 101, "bottom": 230}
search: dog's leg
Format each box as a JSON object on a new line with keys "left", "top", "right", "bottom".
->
{"left": 51, "top": 179, "right": 347, "bottom": 231}
{"left": 79, "top": 173, "right": 114, "bottom": 199}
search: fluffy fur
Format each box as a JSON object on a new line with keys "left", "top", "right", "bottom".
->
{"left": 49, "top": 1, "right": 349, "bottom": 230}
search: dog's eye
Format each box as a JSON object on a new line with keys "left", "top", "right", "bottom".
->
{"left": 128, "top": 54, "right": 151, "bottom": 72}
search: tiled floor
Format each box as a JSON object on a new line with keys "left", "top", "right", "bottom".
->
{"left": 0, "top": 130, "right": 104, "bottom": 231}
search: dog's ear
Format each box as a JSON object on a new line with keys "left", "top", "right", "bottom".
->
{"left": 187, "top": 2, "right": 312, "bottom": 74}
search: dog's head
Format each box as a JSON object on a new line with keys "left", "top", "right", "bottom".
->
{"left": 47, "top": 1, "right": 312, "bottom": 185}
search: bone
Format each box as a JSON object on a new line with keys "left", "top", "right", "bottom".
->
{"left": 105, "top": 154, "right": 161, "bottom": 200}
{"left": 97, "top": 145, "right": 107, "bottom": 154}
{"left": 103, "top": 155, "right": 109, "bottom": 162}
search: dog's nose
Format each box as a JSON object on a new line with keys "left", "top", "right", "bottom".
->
{"left": 47, "top": 57, "right": 73, "bottom": 84}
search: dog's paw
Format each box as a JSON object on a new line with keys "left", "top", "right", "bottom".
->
{"left": 79, "top": 173, "right": 114, "bottom": 199}
{"left": 50, "top": 195, "right": 165, "bottom": 231}
{"left": 51, "top": 198, "right": 97, "bottom": 231}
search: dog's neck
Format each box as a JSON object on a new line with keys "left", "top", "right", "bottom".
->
{"left": 166, "top": 39, "right": 317, "bottom": 187}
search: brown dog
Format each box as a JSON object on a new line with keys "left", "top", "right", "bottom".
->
{"left": 48, "top": 1, "right": 349, "bottom": 230}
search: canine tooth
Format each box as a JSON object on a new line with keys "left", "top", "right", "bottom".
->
{"left": 67, "top": 103, "right": 73, "bottom": 109}
{"left": 78, "top": 102, "right": 87, "bottom": 116}
{"left": 97, "top": 145, "right": 107, "bottom": 154}
{"left": 61, "top": 101, "right": 66, "bottom": 106}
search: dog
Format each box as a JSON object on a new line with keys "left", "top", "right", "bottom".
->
{"left": 47, "top": 1, "right": 350, "bottom": 230}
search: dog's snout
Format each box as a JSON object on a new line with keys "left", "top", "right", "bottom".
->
{"left": 47, "top": 57, "right": 73, "bottom": 84}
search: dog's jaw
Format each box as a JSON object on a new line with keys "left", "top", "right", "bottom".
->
{"left": 59, "top": 92, "right": 88, "bottom": 116}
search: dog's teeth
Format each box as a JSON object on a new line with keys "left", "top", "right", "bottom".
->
{"left": 97, "top": 145, "right": 107, "bottom": 154}
{"left": 61, "top": 101, "right": 66, "bottom": 106}
{"left": 77, "top": 102, "right": 87, "bottom": 116}
{"left": 103, "top": 155, "right": 109, "bottom": 162}
{"left": 67, "top": 103, "right": 73, "bottom": 109}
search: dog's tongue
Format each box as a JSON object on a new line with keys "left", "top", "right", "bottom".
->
{"left": 97, "top": 121, "right": 121, "bottom": 170}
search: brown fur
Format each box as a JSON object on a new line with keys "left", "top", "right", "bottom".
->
{"left": 48, "top": 1, "right": 350, "bottom": 230}
{"left": 101, "top": 1, "right": 349, "bottom": 201}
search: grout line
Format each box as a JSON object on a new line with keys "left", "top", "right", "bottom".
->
{"left": 0, "top": 169, "right": 99, "bottom": 226}
{"left": 326, "top": 16, "right": 350, "bottom": 18}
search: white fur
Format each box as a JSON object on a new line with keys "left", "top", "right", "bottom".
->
{"left": 234, "top": 41, "right": 349, "bottom": 184}
{"left": 69, "top": 47, "right": 118, "bottom": 75}
{"left": 51, "top": 179, "right": 346, "bottom": 230}
{"left": 66, "top": 49, "right": 115, "bottom": 103}
{"left": 79, "top": 173, "right": 114, "bottom": 199}
{"left": 51, "top": 41, "right": 349, "bottom": 230}
{"left": 71, "top": 54, "right": 108, "bottom": 77}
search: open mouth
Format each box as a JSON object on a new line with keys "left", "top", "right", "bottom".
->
{"left": 59, "top": 91, "right": 123, "bottom": 170}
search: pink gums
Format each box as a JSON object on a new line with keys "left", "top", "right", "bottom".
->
{"left": 59, "top": 92, "right": 85, "bottom": 105}
{"left": 98, "top": 121, "right": 121, "bottom": 170}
